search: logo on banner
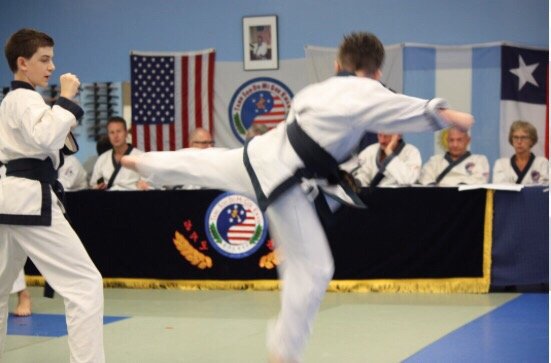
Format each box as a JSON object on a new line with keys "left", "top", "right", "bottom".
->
{"left": 205, "top": 193, "right": 268, "bottom": 259}
{"left": 228, "top": 77, "right": 293, "bottom": 143}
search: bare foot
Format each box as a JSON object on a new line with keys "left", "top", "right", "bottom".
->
{"left": 14, "top": 289, "right": 31, "bottom": 316}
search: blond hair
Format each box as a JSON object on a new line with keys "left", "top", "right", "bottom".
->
{"left": 509, "top": 120, "right": 538, "bottom": 146}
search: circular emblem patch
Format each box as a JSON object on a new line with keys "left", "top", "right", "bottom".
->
{"left": 205, "top": 193, "right": 268, "bottom": 259}
{"left": 228, "top": 77, "right": 293, "bottom": 143}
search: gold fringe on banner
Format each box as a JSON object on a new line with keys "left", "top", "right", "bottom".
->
{"left": 25, "top": 276, "right": 282, "bottom": 291}
{"left": 328, "top": 190, "right": 493, "bottom": 293}
{"left": 25, "top": 191, "right": 493, "bottom": 294}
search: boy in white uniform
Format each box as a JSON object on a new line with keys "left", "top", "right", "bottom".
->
{"left": 418, "top": 127, "right": 489, "bottom": 186}
{"left": 122, "top": 32, "right": 474, "bottom": 363}
{"left": 0, "top": 28, "right": 104, "bottom": 363}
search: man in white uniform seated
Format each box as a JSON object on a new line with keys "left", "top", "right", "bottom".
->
{"left": 90, "top": 116, "right": 149, "bottom": 190}
{"left": 418, "top": 127, "right": 489, "bottom": 186}
{"left": 169, "top": 128, "right": 215, "bottom": 190}
{"left": 352, "top": 133, "right": 421, "bottom": 187}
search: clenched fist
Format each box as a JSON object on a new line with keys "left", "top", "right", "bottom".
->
{"left": 438, "top": 109, "right": 474, "bottom": 132}
{"left": 59, "top": 73, "right": 80, "bottom": 100}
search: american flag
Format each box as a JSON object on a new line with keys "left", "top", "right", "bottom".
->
{"left": 222, "top": 204, "right": 256, "bottom": 245}
{"left": 130, "top": 49, "right": 215, "bottom": 151}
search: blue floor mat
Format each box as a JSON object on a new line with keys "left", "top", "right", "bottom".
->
{"left": 8, "top": 313, "right": 128, "bottom": 337}
{"left": 403, "top": 294, "right": 549, "bottom": 363}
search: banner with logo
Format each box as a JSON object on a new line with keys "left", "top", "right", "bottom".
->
{"left": 213, "top": 59, "right": 309, "bottom": 148}
{"left": 24, "top": 189, "right": 493, "bottom": 293}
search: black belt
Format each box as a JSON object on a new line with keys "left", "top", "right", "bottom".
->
{"left": 6, "top": 158, "right": 65, "bottom": 202}
{"left": 6, "top": 158, "right": 58, "bottom": 185}
{"left": 0, "top": 158, "right": 63, "bottom": 226}
{"left": 286, "top": 121, "right": 365, "bottom": 227}
{"left": 243, "top": 122, "right": 365, "bottom": 228}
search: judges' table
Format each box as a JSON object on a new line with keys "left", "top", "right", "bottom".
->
{"left": 491, "top": 186, "right": 549, "bottom": 287}
{"left": 25, "top": 187, "right": 548, "bottom": 293}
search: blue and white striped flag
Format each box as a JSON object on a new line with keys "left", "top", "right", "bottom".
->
{"left": 403, "top": 43, "right": 548, "bottom": 167}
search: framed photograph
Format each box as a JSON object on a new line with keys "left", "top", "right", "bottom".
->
{"left": 243, "top": 15, "right": 278, "bottom": 71}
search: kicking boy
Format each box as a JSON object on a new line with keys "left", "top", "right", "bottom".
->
{"left": 122, "top": 32, "right": 474, "bottom": 362}
{"left": 0, "top": 28, "right": 104, "bottom": 362}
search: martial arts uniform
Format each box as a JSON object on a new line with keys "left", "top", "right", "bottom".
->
{"left": 131, "top": 74, "right": 451, "bottom": 362}
{"left": 252, "top": 41, "right": 268, "bottom": 59}
{"left": 9, "top": 270, "right": 26, "bottom": 295}
{"left": 0, "top": 81, "right": 104, "bottom": 363}
{"left": 1, "top": 165, "right": 26, "bottom": 296}
{"left": 59, "top": 154, "right": 88, "bottom": 191}
{"left": 493, "top": 154, "right": 549, "bottom": 185}
{"left": 418, "top": 152, "right": 489, "bottom": 186}
{"left": 353, "top": 142, "right": 422, "bottom": 186}
{"left": 90, "top": 146, "right": 143, "bottom": 190}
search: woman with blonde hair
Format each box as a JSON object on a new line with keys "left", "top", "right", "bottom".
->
{"left": 493, "top": 120, "right": 549, "bottom": 184}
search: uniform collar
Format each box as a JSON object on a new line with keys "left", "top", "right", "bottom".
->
{"left": 11, "top": 81, "right": 35, "bottom": 91}
{"left": 336, "top": 71, "right": 356, "bottom": 77}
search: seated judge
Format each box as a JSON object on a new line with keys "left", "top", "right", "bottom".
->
{"left": 170, "top": 128, "right": 215, "bottom": 190}
{"left": 493, "top": 120, "right": 549, "bottom": 185}
{"left": 58, "top": 154, "right": 88, "bottom": 191}
{"left": 353, "top": 133, "right": 421, "bottom": 187}
{"left": 90, "top": 116, "right": 149, "bottom": 190}
{"left": 189, "top": 127, "right": 214, "bottom": 149}
{"left": 418, "top": 127, "right": 489, "bottom": 186}
{"left": 82, "top": 135, "right": 111, "bottom": 181}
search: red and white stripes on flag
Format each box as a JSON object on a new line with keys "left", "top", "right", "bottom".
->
{"left": 252, "top": 93, "right": 286, "bottom": 128}
{"left": 130, "top": 49, "right": 215, "bottom": 151}
{"left": 227, "top": 209, "right": 256, "bottom": 245}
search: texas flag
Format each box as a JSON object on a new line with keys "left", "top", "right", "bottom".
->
{"left": 500, "top": 45, "right": 548, "bottom": 159}
{"left": 400, "top": 43, "right": 548, "bottom": 167}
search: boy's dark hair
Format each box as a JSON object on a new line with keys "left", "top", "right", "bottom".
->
{"left": 337, "top": 32, "right": 384, "bottom": 75}
{"left": 107, "top": 116, "right": 127, "bottom": 130}
{"left": 5, "top": 28, "right": 54, "bottom": 73}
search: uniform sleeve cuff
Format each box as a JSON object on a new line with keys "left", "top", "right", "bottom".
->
{"left": 55, "top": 97, "right": 84, "bottom": 121}
{"left": 425, "top": 98, "right": 449, "bottom": 130}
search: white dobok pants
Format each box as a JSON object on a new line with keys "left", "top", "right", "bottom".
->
{"left": 10, "top": 270, "right": 26, "bottom": 294}
{"left": 138, "top": 147, "right": 335, "bottom": 362}
{"left": 0, "top": 195, "right": 105, "bottom": 363}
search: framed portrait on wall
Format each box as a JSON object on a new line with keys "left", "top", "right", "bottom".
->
{"left": 243, "top": 15, "right": 278, "bottom": 71}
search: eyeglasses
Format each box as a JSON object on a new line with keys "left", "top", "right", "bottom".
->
{"left": 192, "top": 140, "right": 215, "bottom": 146}
{"left": 512, "top": 136, "right": 530, "bottom": 142}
